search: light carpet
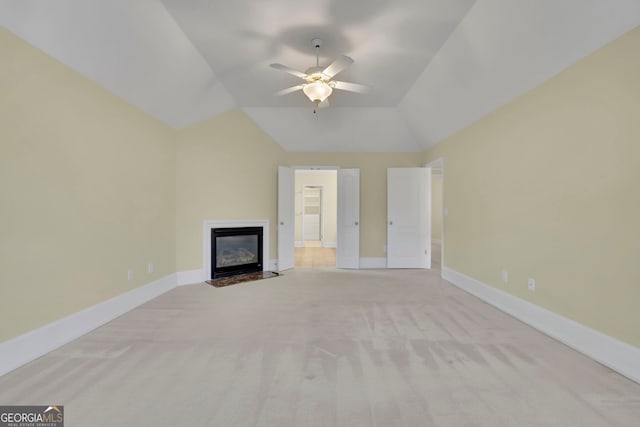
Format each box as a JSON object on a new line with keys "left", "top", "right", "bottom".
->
{"left": 1, "top": 268, "right": 639, "bottom": 426}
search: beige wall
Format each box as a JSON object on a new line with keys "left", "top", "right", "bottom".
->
{"left": 175, "top": 109, "right": 285, "bottom": 272}
{"left": 176, "top": 133, "right": 421, "bottom": 269}
{"left": 424, "top": 28, "right": 640, "bottom": 347}
{"left": 284, "top": 153, "right": 422, "bottom": 258}
{"left": 0, "top": 29, "right": 176, "bottom": 342}
{"left": 295, "top": 171, "right": 337, "bottom": 244}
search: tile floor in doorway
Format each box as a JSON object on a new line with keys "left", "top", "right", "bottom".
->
{"left": 295, "top": 241, "right": 336, "bottom": 268}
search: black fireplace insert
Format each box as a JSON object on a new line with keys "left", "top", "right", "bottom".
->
{"left": 211, "top": 227, "right": 263, "bottom": 279}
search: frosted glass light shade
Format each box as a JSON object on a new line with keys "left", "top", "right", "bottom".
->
{"left": 303, "top": 80, "right": 333, "bottom": 103}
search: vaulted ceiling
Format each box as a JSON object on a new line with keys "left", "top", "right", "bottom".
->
{"left": 2, "top": 1, "right": 639, "bottom": 152}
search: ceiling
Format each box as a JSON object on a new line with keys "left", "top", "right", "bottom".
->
{"left": 2, "top": 0, "right": 639, "bottom": 152}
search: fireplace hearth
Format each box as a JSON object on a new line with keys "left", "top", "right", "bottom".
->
{"left": 211, "top": 227, "right": 263, "bottom": 279}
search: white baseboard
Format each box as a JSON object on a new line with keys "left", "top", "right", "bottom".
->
{"left": 442, "top": 267, "right": 640, "bottom": 385}
{"left": 0, "top": 273, "right": 177, "bottom": 377}
{"left": 295, "top": 241, "right": 304, "bottom": 248}
{"left": 177, "top": 269, "right": 204, "bottom": 286}
{"left": 359, "top": 257, "right": 387, "bottom": 269}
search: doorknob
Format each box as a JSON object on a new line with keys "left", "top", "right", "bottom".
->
{"left": 389, "top": 221, "right": 393, "bottom": 225}
{"left": 280, "top": 221, "right": 284, "bottom": 225}
{"left": 355, "top": 221, "right": 359, "bottom": 226}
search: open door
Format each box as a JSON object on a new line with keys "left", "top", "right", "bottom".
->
{"left": 337, "top": 169, "right": 360, "bottom": 269}
{"left": 387, "top": 168, "right": 431, "bottom": 268}
{"left": 278, "top": 166, "right": 295, "bottom": 271}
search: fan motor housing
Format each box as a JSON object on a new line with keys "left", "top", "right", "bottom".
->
{"left": 304, "top": 66, "right": 324, "bottom": 76}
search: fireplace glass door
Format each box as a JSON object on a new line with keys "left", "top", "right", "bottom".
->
{"left": 212, "top": 227, "right": 263, "bottom": 278}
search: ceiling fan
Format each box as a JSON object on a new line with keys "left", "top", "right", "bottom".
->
{"left": 270, "top": 38, "right": 370, "bottom": 111}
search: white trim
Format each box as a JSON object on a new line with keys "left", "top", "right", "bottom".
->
{"left": 0, "top": 273, "right": 177, "bottom": 377}
{"left": 431, "top": 239, "right": 441, "bottom": 245}
{"left": 425, "top": 157, "right": 445, "bottom": 274}
{"left": 322, "top": 242, "right": 337, "bottom": 248}
{"left": 424, "top": 158, "right": 444, "bottom": 168}
{"left": 442, "top": 267, "right": 640, "bottom": 385}
{"left": 203, "top": 219, "right": 270, "bottom": 281}
{"left": 359, "top": 257, "right": 387, "bottom": 269}
{"left": 177, "top": 269, "right": 204, "bottom": 286}
{"left": 295, "top": 241, "right": 305, "bottom": 248}
{"left": 293, "top": 166, "right": 340, "bottom": 172}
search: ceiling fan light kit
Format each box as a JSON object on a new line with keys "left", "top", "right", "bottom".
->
{"left": 302, "top": 80, "right": 333, "bottom": 104}
{"left": 270, "top": 38, "right": 369, "bottom": 112}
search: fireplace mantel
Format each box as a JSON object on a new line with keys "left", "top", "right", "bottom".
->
{"left": 203, "top": 220, "right": 269, "bottom": 280}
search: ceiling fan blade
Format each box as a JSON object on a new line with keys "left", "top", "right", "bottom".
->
{"left": 319, "top": 99, "right": 330, "bottom": 109}
{"left": 270, "top": 63, "right": 308, "bottom": 79}
{"left": 275, "top": 85, "right": 304, "bottom": 96}
{"left": 322, "top": 55, "right": 354, "bottom": 78}
{"left": 333, "top": 80, "right": 370, "bottom": 93}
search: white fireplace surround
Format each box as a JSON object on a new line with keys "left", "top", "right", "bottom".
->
{"left": 203, "top": 219, "right": 270, "bottom": 281}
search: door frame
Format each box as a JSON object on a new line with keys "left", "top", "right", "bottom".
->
{"left": 293, "top": 167, "right": 339, "bottom": 265}
{"left": 282, "top": 166, "right": 361, "bottom": 269}
{"left": 425, "top": 157, "right": 445, "bottom": 274}
{"left": 278, "top": 166, "right": 295, "bottom": 271}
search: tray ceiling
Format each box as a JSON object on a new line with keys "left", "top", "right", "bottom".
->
{"left": 2, "top": 0, "right": 639, "bottom": 151}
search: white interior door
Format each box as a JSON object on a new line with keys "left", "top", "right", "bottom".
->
{"left": 387, "top": 168, "right": 431, "bottom": 268}
{"left": 278, "top": 166, "right": 295, "bottom": 271}
{"left": 337, "top": 169, "right": 360, "bottom": 269}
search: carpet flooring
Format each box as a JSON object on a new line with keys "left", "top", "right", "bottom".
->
{"left": 0, "top": 268, "right": 639, "bottom": 426}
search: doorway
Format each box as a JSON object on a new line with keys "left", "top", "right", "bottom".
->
{"left": 294, "top": 169, "right": 337, "bottom": 268}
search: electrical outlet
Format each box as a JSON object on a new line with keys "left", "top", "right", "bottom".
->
{"left": 148, "top": 262, "right": 154, "bottom": 274}
{"left": 501, "top": 270, "right": 508, "bottom": 284}
{"left": 528, "top": 278, "right": 535, "bottom": 292}
{"left": 128, "top": 269, "right": 134, "bottom": 281}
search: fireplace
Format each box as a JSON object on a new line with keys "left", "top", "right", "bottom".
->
{"left": 211, "top": 227, "right": 263, "bottom": 279}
